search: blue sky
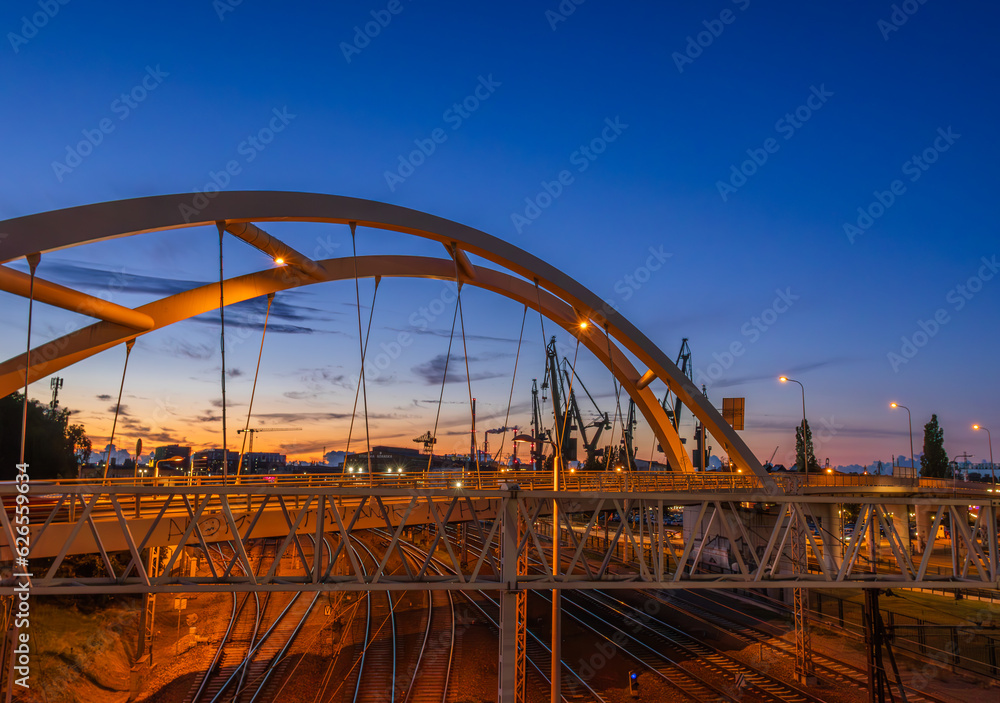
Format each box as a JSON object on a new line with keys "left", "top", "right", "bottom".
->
{"left": 1, "top": 0, "right": 997, "bottom": 468}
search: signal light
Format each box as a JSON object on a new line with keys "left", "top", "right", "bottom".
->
{"left": 629, "top": 670, "right": 639, "bottom": 697}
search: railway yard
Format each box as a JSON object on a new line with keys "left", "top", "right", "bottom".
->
{"left": 17, "top": 524, "right": 998, "bottom": 703}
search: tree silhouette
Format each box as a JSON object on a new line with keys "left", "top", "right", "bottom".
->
{"left": 0, "top": 392, "right": 91, "bottom": 480}
{"left": 920, "top": 414, "right": 949, "bottom": 478}
{"left": 794, "top": 419, "right": 821, "bottom": 473}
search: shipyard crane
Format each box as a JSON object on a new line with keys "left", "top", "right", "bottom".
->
{"left": 529, "top": 379, "right": 547, "bottom": 470}
{"left": 661, "top": 338, "right": 692, "bottom": 430}
{"left": 560, "top": 358, "right": 612, "bottom": 466}
{"left": 413, "top": 431, "right": 437, "bottom": 453}
{"left": 538, "top": 336, "right": 616, "bottom": 469}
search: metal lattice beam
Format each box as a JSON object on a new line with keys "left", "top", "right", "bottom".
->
{"left": 2, "top": 484, "right": 996, "bottom": 596}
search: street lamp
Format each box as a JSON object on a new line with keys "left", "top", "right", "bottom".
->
{"left": 973, "top": 424, "right": 995, "bottom": 485}
{"left": 779, "top": 377, "right": 809, "bottom": 476}
{"left": 890, "top": 403, "right": 915, "bottom": 477}
{"left": 155, "top": 455, "right": 185, "bottom": 479}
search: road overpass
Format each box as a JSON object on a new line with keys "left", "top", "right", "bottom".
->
{"left": 2, "top": 472, "right": 996, "bottom": 596}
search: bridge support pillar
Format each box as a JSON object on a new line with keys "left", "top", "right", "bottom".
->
{"left": 889, "top": 506, "right": 911, "bottom": 557}
{"left": 813, "top": 502, "right": 842, "bottom": 572}
{"left": 498, "top": 487, "right": 524, "bottom": 703}
{"left": 915, "top": 505, "right": 935, "bottom": 553}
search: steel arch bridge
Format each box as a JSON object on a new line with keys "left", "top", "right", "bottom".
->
{"left": 2, "top": 193, "right": 998, "bottom": 703}
{"left": 0, "top": 191, "right": 768, "bottom": 486}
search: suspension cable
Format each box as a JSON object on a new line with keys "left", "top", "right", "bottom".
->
{"left": 493, "top": 305, "right": 528, "bottom": 464}
{"left": 345, "top": 277, "right": 381, "bottom": 460}
{"left": 236, "top": 293, "right": 275, "bottom": 478}
{"left": 18, "top": 253, "right": 40, "bottom": 468}
{"left": 349, "top": 223, "right": 373, "bottom": 484}
{"left": 603, "top": 323, "right": 626, "bottom": 471}
{"left": 427, "top": 265, "right": 463, "bottom": 473}
{"left": 217, "top": 223, "right": 229, "bottom": 484}
{"left": 455, "top": 282, "right": 481, "bottom": 487}
{"left": 553, "top": 336, "right": 581, "bottom": 486}
{"left": 104, "top": 338, "right": 136, "bottom": 481}
{"left": 532, "top": 280, "right": 552, "bottom": 471}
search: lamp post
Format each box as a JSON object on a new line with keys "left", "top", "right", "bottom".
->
{"left": 973, "top": 425, "right": 995, "bottom": 485}
{"left": 155, "top": 456, "right": 185, "bottom": 479}
{"left": 779, "top": 377, "right": 809, "bottom": 477}
{"left": 890, "top": 403, "right": 915, "bottom": 477}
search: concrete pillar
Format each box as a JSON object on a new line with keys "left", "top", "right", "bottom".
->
{"left": 889, "top": 506, "right": 910, "bottom": 558}
{"left": 915, "top": 505, "right": 935, "bottom": 553}
{"left": 812, "top": 503, "right": 841, "bottom": 573}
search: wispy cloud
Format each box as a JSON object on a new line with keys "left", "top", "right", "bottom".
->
{"left": 412, "top": 353, "right": 510, "bottom": 385}
{"left": 710, "top": 358, "right": 855, "bottom": 389}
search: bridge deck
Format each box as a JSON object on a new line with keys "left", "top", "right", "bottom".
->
{"left": 1, "top": 472, "right": 996, "bottom": 595}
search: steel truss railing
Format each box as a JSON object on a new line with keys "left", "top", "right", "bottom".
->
{"left": 1, "top": 484, "right": 997, "bottom": 595}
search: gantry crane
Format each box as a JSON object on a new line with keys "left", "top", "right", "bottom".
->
{"left": 413, "top": 431, "right": 437, "bottom": 453}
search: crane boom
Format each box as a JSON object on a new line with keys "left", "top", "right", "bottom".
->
{"left": 236, "top": 427, "right": 301, "bottom": 462}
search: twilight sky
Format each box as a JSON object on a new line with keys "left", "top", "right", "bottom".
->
{"left": 0, "top": 1, "right": 997, "bottom": 470}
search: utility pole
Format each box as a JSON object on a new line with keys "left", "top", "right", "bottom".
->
{"left": 49, "top": 376, "right": 63, "bottom": 412}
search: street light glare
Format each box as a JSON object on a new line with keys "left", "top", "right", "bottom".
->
{"left": 580, "top": 321, "right": 589, "bottom": 329}
{"left": 890, "top": 402, "right": 898, "bottom": 408}
{"left": 778, "top": 376, "right": 788, "bottom": 382}
{"left": 274, "top": 257, "right": 285, "bottom": 265}
{"left": 973, "top": 424, "right": 981, "bottom": 430}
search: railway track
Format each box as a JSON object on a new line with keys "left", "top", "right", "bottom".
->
{"left": 187, "top": 538, "right": 324, "bottom": 703}
{"left": 393, "top": 539, "right": 606, "bottom": 703}
{"left": 350, "top": 536, "right": 399, "bottom": 703}
{"left": 400, "top": 564, "right": 455, "bottom": 702}
{"left": 186, "top": 541, "right": 274, "bottom": 703}
{"left": 459, "top": 525, "right": 826, "bottom": 702}
{"left": 559, "top": 588, "right": 823, "bottom": 703}
{"left": 650, "top": 589, "right": 955, "bottom": 703}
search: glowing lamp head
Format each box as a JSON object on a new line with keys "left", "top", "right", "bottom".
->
{"left": 580, "top": 321, "right": 589, "bottom": 330}
{"left": 973, "top": 424, "right": 981, "bottom": 431}
{"left": 779, "top": 376, "right": 788, "bottom": 383}
{"left": 274, "top": 257, "right": 285, "bottom": 265}
{"left": 890, "top": 402, "right": 898, "bottom": 408}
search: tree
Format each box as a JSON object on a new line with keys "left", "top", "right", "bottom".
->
{"left": 0, "top": 392, "right": 91, "bottom": 480}
{"left": 920, "top": 414, "right": 949, "bottom": 478}
{"left": 794, "top": 419, "right": 821, "bottom": 473}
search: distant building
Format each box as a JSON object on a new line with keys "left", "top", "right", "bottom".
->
{"left": 241, "top": 452, "right": 286, "bottom": 474}
{"left": 191, "top": 449, "right": 238, "bottom": 475}
{"left": 349, "top": 445, "right": 421, "bottom": 474}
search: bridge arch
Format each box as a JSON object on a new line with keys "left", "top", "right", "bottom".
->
{"left": 0, "top": 192, "right": 771, "bottom": 486}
